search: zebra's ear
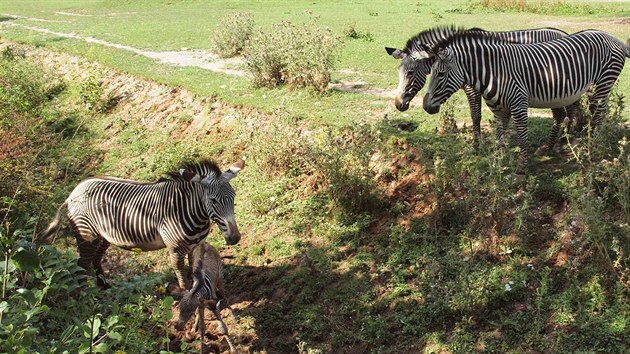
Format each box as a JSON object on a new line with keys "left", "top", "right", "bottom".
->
{"left": 221, "top": 156, "right": 246, "bottom": 181}
{"left": 179, "top": 169, "right": 201, "bottom": 182}
{"left": 385, "top": 47, "right": 406, "bottom": 60}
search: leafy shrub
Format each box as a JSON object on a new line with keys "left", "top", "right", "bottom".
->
{"left": 243, "top": 19, "right": 342, "bottom": 92}
{"left": 78, "top": 73, "right": 119, "bottom": 113}
{"left": 211, "top": 12, "right": 255, "bottom": 58}
{"left": 0, "top": 55, "right": 48, "bottom": 122}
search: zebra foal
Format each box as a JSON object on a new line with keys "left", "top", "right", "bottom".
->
{"left": 385, "top": 26, "right": 580, "bottom": 149}
{"left": 176, "top": 241, "right": 237, "bottom": 353}
{"left": 39, "top": 158, "right": 245, "bottom": 289}
{"left": 422, "top": 29, "right": 630, "bottom": 166}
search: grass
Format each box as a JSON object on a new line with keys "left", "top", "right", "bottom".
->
{"left": 2, "top": 0, "right": 630, "bottom": 127}
{"left": 2, "top": 1, "right": 630, "bottom": 353}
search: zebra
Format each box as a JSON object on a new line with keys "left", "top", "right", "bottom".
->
{"left": 176, "top": 241, "right": 237, "bottom": 353}
{"left": 386, "top": 26, "right": 581, "bottom": 149}
{"left": 421, "top": 29, "right": 630, "bottom": 166}
{"left": 39, "top": 158, "right": 245, "bottom": 289}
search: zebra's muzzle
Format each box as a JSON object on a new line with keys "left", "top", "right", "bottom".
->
{"left": 223, "top": 220, "right": 241, "bottom": 245}
{"left": 423, "top": 95, "right": 440, "bottom": 114}
{"left": 395, "top": 94, "right": 411, "bottom": 112}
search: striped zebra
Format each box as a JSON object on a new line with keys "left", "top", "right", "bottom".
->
{"left": 386, "top": 26, "right": 580, "bottom": 149}
{"left": 176, "top": 242, "right": 237, "bottom": 353}
{"left": 422, "top": 29, "right": 630, "bottom": 166}
{"left": 39, "top": 158, "right": 245, "bottom": 289}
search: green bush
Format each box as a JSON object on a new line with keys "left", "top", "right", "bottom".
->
{"left": 243, "top": 19, "right": 342, "bottom": 92}
{"left": 211, "top": 12, "right": 254, "bottom": 58}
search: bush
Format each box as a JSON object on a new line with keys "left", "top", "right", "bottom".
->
{"left": 243, "top": 19, "right": 342, "bottom": 93}
{"left": 211, "top": 12, "right": 254, "bottom": 58}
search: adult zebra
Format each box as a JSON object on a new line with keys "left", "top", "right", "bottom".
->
{"left": 422, "top": 29, "right": 630, "bottom": 166}
{"left": 385, "top": 26, "right": 580, "bottom": 149}
{"left": 39, "top": 158, "right": 245, "bottom": 289}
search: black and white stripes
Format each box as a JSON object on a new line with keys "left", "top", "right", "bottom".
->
{"left": 422, "top": 29, "right": 630, "bottom": 165}
{"left": 386, "top": 26, "right": 572, "bottom": 148}
{"left": 41, "top": 158, "right": 245, "bottom": 289}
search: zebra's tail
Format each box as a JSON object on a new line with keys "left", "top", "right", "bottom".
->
{"left": 626, "top": 37, "right": 630, "bottom": 58}
{"left": 36, "top": 201, "right": 68, "bottom": 243}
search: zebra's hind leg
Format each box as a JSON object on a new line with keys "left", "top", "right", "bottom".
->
{"left": 550, "top": 108, "right": 567, "bottom": 150}
{"left": 589, "top": 84, "right": 613, "bottom": 128}
{"left": 75, "top": 235, "right": 107, "bottom": 286}
{"left": 93, "top": 239, "right": 111, "bottom": 289}
{"left": 491, "top": 108, "right": 511, "bottom": 145}
{"left": 565, "top": 101, "right": 583, "bottom": 133}
{"left": 536, "top": 108, "right": 567, "bottom": 156}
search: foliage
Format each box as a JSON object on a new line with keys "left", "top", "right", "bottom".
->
{"left": 78, "top": 73, "right": 119, "bottom": 113}
{"left": 243, "top": 19, "right": 342, "bottom": 92}
{"left": 342, "top": 23, "right": 374, "bottom": 42}
{"left": 210, "top": 12, "right": 255, "bottom": 58}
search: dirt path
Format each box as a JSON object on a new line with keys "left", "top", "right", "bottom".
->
{"left": 0, "top": 14, "right": 396, "bottom": 98}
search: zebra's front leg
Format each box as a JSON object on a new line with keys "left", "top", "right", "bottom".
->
{"left": 214, "top": 300, "right": 237, "bottom": 353}
{"left": 464, "top": 86, "right": 482, "bottom": 150}
{"left": 512, "top": 106, "right": 530, "bottom": 172}
{"left": 197, "top": 305, "right": 206, "bottom": 353}
{"left": 168, "top": 249, "right": 189, "bottom": 289}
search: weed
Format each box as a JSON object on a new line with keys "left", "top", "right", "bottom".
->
{"left": 243, "top": 19, "right": 342, "bottom": 92}
{"left": 343, "top": 23, "right": 374, "bottom": 42}
{"left": 211, "top": 12, "right": 255, "bottom": 58}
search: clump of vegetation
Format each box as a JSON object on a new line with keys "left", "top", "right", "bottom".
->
{"left": 210, "top": 12, "right": 255, "bottom": 58}
{"left": 242, "top": 19, "right": 342, "bottom": 93}
{"left": 78, "top": 72, "right": 119, "bottom": 113}
{"left": 343, "top": 23, "right": 374, "bottom": 42}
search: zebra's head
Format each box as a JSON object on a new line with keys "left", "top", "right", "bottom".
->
{"left": 180, "top": 158, "right": 245, "bottom": 246}
{"left": 386, "top": 46, "right": 434, "bottom": 112}
{"left": 423, "top": 46, "right": 463, "bottom": 115}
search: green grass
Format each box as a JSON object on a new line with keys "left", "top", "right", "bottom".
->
{"left": 2, "top": 0, "right": 630, "bottom": 128}
{"left": 2, "top": 1, "right": 630, "bottom": 353}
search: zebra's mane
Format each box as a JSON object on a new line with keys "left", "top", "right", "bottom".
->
{"left": 431, "top": 28, "right": 509, "bottom": 52}
{"left": 404, "top": 26, "right": 483, "bottom": 53}
{"left": 161, "top": 159, "right": 222, "bottom": 182}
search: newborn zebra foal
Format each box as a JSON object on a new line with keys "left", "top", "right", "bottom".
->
{"left": 176, "top": 242, "right": 237, "bottom": 353}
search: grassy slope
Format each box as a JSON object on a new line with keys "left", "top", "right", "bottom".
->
{"left": 2, "top": 1, "right": 630, "bottom": 353}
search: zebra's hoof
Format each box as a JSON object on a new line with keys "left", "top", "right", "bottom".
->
{"left": 535, "top": 145, "right": 550, "bottom": 156}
